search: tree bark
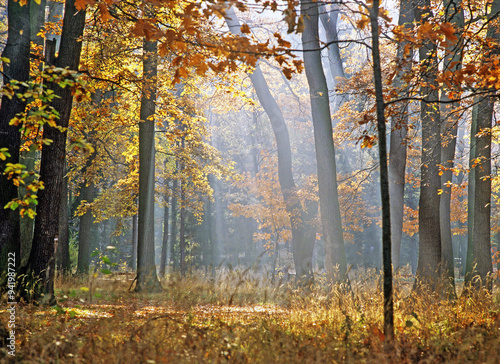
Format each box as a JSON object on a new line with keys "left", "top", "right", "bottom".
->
{"left": 26, "top": 0, "right": 86, "bottom": 303}
{"left": 159, "top": 194, "right": 170, "bottom": 277}
{"left": 0, "top": 0, "right": 30, "bottom": 275}
{"left": 369, "top": 0, "right": 394, "bottom": 341}
{"left": 224, "top": 7, "right": 316, "bottom": 280}
{"left": 301, "top": 0, "right": 347, "bottom": 282}
{"left": 413, "top": 0, "right": 442, "bottom": 288}
{"left": 389, "top": 0, "right": 413, "bottom": 270}
{"left": 135, "top": 38, "right": 162, "bottom": 292}
{"left": 76, "top": 181, "right": 95, "bottom": 275}
{"left": 57, "top": 167, "right": 71, "bottom": 273}
{"left": 438, "top": 0, "right": 464, "bottom": 298}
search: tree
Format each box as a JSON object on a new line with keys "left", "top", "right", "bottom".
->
{"left": 413, "top": 0, "right": 443, "bottom": 288}
{"left": 25, "top": 0, "right": 87, "bottom": 303}
{"left": 224, "top": 6, "right": 316, "bottom": 280}
{"left": 300, "top": 0, "right": 347, "bottom": 282}
{"left": 0, "top": 0, "right": 30, "bottom": 273}
{"left": 388, "top": 0, "right": 413, "bottom": 270}
{"left": 369, "top": 0, "right": 394, "bottom": 341}
{"left": 135, "top": 36, "right": 162, "bottom": 291}
{"left": 465, "top": 0, "right": 500, "bottom": 291}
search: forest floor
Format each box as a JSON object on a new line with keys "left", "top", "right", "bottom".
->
{"left": 1, "top": 269, "right": 499, "bottom": 363}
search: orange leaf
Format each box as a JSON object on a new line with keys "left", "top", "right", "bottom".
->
{"left": 440, "top": 22, "right": 457, "bottom": 43}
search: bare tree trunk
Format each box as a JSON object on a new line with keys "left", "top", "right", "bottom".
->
{"left": 464, "top": 0, "right": 500, "bottom": 292}
{"left": 57, "top": 167, "right": 71, "bottom": 274}
{"left": 27, "top": 0, "right": 86, "bottom": 304}
{"left": 369, "top": 0, "right": 394, "bottom": 341}
{"left": 224, "top": 7, "right": 316, "bottom": 280}
{"left": 0, "top": 0, "right": 29, "bottom": 273}
{"left": 77, "top": 182, "right": 95, "bottom": 275}
{"left": 135, "top": 37, "right": 161, "bottom": 292}
{"left": 131, "top": 212, "right": 138, "bottom": 270}
{"left": 413, "top": 0, "right": 442, "bottom": 288}
{"left": 301, "top": 0, "right": 347, "bottom": 282}
{"left": 388, "top": 0, "right": 413, "bottom": 270}
{"left": 437, "top": 0, "right": 464, "bottom": 298}
{"left": 159, "top": 195, "right": 170, "bottom": 277}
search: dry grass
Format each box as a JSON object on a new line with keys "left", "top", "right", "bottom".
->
{"left": 1, "top": 269, "right": 499, "bottom": 363}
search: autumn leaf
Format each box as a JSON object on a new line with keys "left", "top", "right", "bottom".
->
{"left": 439, "top": 22, "right": 457, "bottom": 43}
{"left": 98, "top": 3, "right": 112, "bottom": 22}
{"left": 240, "top": 24, "right": 251, "bottom": 34}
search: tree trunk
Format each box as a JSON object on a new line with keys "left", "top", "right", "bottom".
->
{"left": 224, "top": 7, "right": 316, "bottom": 280}
{"left": 472, "top": 97, "right": 493, "bottom": 290}
{"left": 27, "top": 0, "right": 86, "bottom": 304}
{"left": 170, "top": 177, "right": 179, "bottom": 271}
{"left": 369, "top": 0, "right": 394, "bottom": 341}
{"left": 77, "top": 181, "right": 95, "bottom": 275}
{"left": 464, "top": 0, "right": 500, "bottom": 291}
{"left": 57, "top": 167, "right": 71, "bottom": 274}
{"left": 413, "top": 0, "right": 442, "bottom": 288}
{"left": 438, "top": 0, "right": 464, "bottom": 298}
{"left": 159, "top": 194, "right": 170, "bottom": 277}
{"left": 300, "top": 0, "right": 347, "bottom": 282}
{"left": 319, "top": 3, "right": 346, "bottom": 113}
{"left": 131, "top": 212, "right": 138, "bottom": 270}
{"left": 135, "top": 38, "right": 161, "bottom": 292}
{"left": 0, "top": 0, "right": 30, "bottom": 276}
{"left": 179, "top": 181, "right": 186, "bottom": 276}
{"left": 389, "top": 0, "right": 413, "bottom": 270}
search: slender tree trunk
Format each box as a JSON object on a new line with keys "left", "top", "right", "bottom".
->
{"left": 413, "top": 0, "right": 442, "bottom": 288}
{"left": 465, "top": 105, "right": 477, "bottom": 285}
{"left": 319, "top": 3, "right": 346, "bottom": 113}
{"left": 301, "top": 0, "right": 347, "bottom": 282}
{"left": 389, "top": 0, "right": 413, "bottom": 270}
{"left": 131, "top": 212, "right": 138, "bottom": 270}
{"left": 224, "top": 7, "right": 316, "bottom": 280}
{"left": 135, "top": 38, "right": 161, "bottom": 292}
{"left": 27, "top": 0, "right": 86, "bottom": 304}
{"left": 370, "top": 0, "right": 394, "bottom": 341}
{"left": 0, "top": 0, "right": 30, "bottom": 275}
{"left": 169, "top": 178, "right": 179, "bottom": 271}
{"left": 57, "top": 168, "right": 71, "bottom": 273}
{"left": 159, "top": 195, "right": 170, "bottom": 277}
{"left": 77, "top": 182, "right": 95, "bottom": 275}
{"left": 179, "top": 181, "right": 186, "bottom": 276}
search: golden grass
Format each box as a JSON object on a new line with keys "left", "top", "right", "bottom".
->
{"left": 1, "top": 269, "right": 499, "bottom": 363}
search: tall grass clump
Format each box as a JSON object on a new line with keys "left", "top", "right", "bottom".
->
{"left": 1, "top": 268, "right": 499, "bottom": 363}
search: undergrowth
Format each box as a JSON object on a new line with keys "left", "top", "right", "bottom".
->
{"left": 1, "top": 268, "right": 499, "bottom": 363}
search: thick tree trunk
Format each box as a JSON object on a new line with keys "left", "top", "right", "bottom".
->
{"left": 464, "top": 0, "right": 499, "bottom": 291}
{"left": 27, "top": 0, "right": 86, "bottom": 303}
{"left": 438, "top": 0, "right": 464, "bottom": 298}
{"left": 135, "top": 38, "right": 161, "bottom": 292}
{"left": 77, "top": 182, "right": 95, "bottom": 275}
{"left": 413, "top": 0, "right": 442, "bottom": 288}
{"left": 301, "top": 0, "right": 347, "bottom": 282}
{"left": 388, "top": 0, "right": 413, "bottom": 270}
{"left": 0, "top": 0, "right": 30, "bottom": 275}
{"left": 465, "top": 104, "right": 477, "bottom": 285}
{"left": 472, "top": 97, "right": 493, "bottom": 290}
{"left": 224, "top": 7, "right": 316, "bottom": 280}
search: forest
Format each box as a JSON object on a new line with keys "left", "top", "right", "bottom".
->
{"left": 0, "top": 0, "right": 499, "bottom": 362}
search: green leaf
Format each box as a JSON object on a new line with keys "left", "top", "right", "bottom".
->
{"left": 80, "top": 286, "right": 89, "bottom": 292}
{"left": 68, "top": 310, "right": 78, "bottom": 318}
{"left": 101, "top": 256, "right": 112, "bottom": 265}
{"left": 100, "top": 269, "right": 112, "bottom": 275}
